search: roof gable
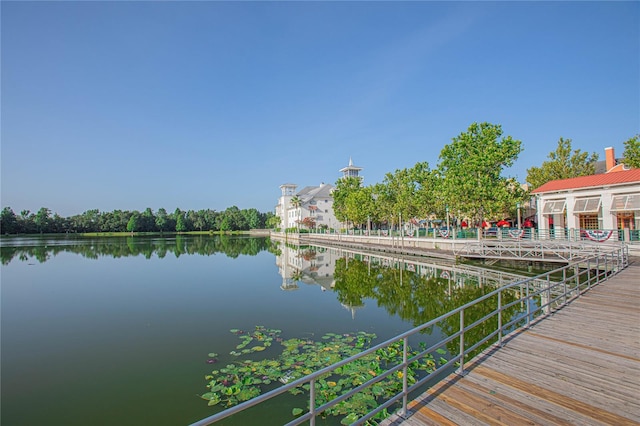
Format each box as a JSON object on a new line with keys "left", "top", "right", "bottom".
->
{"left": 297, "top": 184, "right": 335, "bottom": 202}
{"left": 531, "top": 169, "right": 640, "bottom": 194}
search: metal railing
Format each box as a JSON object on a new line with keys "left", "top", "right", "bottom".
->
{"left": 190, "top": 245, "right": 628, "bottom": 426}
{"left": 301, "top": 227, "right": 640, "bottom": 243}
{"left": 453, "top": 239, "right": 620, "bottom": 262}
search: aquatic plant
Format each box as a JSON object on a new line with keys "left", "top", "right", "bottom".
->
{"left": 200, "top": 326, "right": 447, "bottom": 424}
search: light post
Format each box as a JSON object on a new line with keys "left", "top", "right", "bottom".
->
{"left": 517, "top": 203, "right": 522, "bottom": 229}
{"left": 446, "top": 206, "right": 450, "bottom": 232}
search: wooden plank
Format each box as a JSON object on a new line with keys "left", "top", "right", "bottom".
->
{"left": 473, "top": 366, "right": 639, "bottom": 425}
{"left": 380, "top": 261, "right": 640, "bottom": 426}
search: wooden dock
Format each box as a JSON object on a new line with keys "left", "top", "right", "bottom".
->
{"left": 382, "top": 260, "right": 640, "bottom": 426}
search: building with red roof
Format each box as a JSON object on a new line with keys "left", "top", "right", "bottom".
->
{"left": 531, "top": 148, "right": 639, "bottom": 239}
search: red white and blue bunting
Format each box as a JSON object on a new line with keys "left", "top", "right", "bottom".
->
{"left": 583, "top": 230, "right": 614, "bottom": 242}
{"left": 508, "top": 229, "right": 525, "bottom": 239}
{"left": 438, "top": 229, "right": 450, "bottom": 239}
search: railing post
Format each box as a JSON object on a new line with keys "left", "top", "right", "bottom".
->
{"left": 309, "top": 378, "right": 316, "bottom": 426}
{"left": 498, "top": 290, "right": 503, "bottom": 346}
{"left": 562, "top": 268, "right": 567, "bottom": 305}
{"left": 526, "top": 283, "right": 531, "bottom": 328}
{"left": 545, "top": 275, "right": 551, "bottom": 314}
{"left": 587, "top": 258, "right": 591, "bottom": 290}
{"left": 402, "top": 337, "right": 408, "bottom": 416}
{"left": 457, "top": 309, "right": 465, "bottom": 375}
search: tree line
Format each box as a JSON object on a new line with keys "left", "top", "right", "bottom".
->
{"left": 331, "top": 123, "right": 638, "bottom": 229}
{"left": 0, "top": 205, "right": 276, "bottom": 235}
{"left": 332, "top": 122, "right": 527, "bottom": 229}
{"left": 1, "top": 234, "right": 274, "bottom": 265}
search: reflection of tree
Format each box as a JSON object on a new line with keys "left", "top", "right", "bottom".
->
{"left": 0, "top": 236, "right": 275, "bottom": 265}
{"left": 333, "top": 257, "right": 521, "bottom": 358}
{"left": 290, "top": 269, "right": 304, "bottom": 282}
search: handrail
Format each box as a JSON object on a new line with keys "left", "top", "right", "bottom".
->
{"left": 190, "top": 245, "right": 628, "bottom": 426}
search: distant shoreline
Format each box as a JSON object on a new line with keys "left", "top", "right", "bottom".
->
{"left": 1, "top": 229, "right": 273, "bottom": 238}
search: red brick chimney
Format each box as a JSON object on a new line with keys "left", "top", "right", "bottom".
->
{"left": 605, "top": 147, "right": 615, "bottom": 172}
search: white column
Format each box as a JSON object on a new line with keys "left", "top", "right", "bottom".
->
{"left": 600, "top": 191, "right": 615, "bottom": 230}
{"left": 536, "top": 196, "right": 548, "bottom": 232}
{"left": 565, "top": 195, "right": 578, "bottom": 230}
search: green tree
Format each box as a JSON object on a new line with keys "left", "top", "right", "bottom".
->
{"left": 623, "top": 134, "right": 640, "bottom": 169}
{"left": 343, "top": 186, "right": 376, "bottom": 228}
{"left": 1, "top": 207, "right": 19, "bottom": 234}
{"left": 140, "top": 208, "right": 156, "bottom": 232}
{"left": 242, "top": 208, "right": 261, "bottom": 230}
{"left": 173, "top": 208, "right": 188, "bottom": 232}
{"left": 34, "top": 207, "right": 51, "bottom": 233}
{"left": 126, "top": 212, "right": 140, "bottom": 233}
{"left": 290, "top": 195, "right": 301, "bottom": 209}
{"left": 155, "top": 208, "right": 170, "bottom": 232}
{"left": 266, "top": 214, "right": 280, "bottom": 229}
{"left": 438, "top": 122, "right": 523, "bottom": 223}
{"left": 375, "top": 164, "right": 432, "bottom": 227}
{"left": 526, "top": 137, "right": 598, "bottom": 189}
{"left": 332, "top": 176, "right": 362, "bottom": 224}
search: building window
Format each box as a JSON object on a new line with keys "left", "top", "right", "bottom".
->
{"left": 611, "top": 194, "right": 640, "bottom": 211}
{"left": 573, "top": 197, "right": 601, "bottom": 213}
{"left": 579, "top": 215, "right": 599, "bottom": 230}
{"left": 542, "top": 200, "right": 566, "bottom": 214}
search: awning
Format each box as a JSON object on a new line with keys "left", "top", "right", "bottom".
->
{"left": 610, "top": 194, "right": 640, "bottom": 211}
{"left": 573, "top": 196, "right": 601, "bottom": 213}
{"left": 542, "top": 200, "right": 566, "bottom": 214}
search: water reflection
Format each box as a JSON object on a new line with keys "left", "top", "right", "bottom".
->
{"left": 0, "top": 234, "right": 273, "bottom": 264}
{"left": 1, "top": 236, "right": 537, "bottom": 425}
{"left": 274, "top": 242, "right": 530, "bottom": 358}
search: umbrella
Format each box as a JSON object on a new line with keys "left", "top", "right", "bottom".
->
{"left": 496, "top": 220, "right": 510, "bottom": 227}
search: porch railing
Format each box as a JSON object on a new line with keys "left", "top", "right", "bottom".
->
{"left": 303, "top": 227, "right": 639, "bottom": 243}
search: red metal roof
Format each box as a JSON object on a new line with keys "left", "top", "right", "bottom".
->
{"left": 531, "top": 169, "right": 640, "bottom": 194}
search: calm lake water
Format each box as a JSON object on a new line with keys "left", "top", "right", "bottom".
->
{"left": 1, "top": 235, "right": 534, "bottom": 425}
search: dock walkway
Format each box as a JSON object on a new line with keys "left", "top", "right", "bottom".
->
{"left": 382, "top": 260, "right": 640, "bottom": 426}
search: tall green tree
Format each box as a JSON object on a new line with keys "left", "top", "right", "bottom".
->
{"left": 438, "top": 122, "right": 523, "bottom": 223}
{"left": 34, "top": 208, "right": 51, "bottom": 233}
{"left": 1, "top": 207, "right": 19, "bottom": 234}
{"left": 242, "top": 208, "right": 261, "bottom": 230}
{"left": 343, "top": 186, "right": 376, "bottom": 228}
{"left": 155, "top": 208, "right": 170, "bottom": 232}
{"left": 526, "top": 137, "right": 598, "bottom": 189}
{"left": 332, "top": 176, "right": 362, "bottom": 224}
{"left": 126, "top": 212, "right": 140, "bottom": 233}
{"left": 623, "top": 134, "right": 640, "bottom": 169}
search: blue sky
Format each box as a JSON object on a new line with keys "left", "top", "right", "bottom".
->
{"left": 2, "top": 1, "right": 638, "bottom": 217}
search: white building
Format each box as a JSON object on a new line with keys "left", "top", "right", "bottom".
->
{"left": 276, "top": 158, "right": 363, "bottom": 231}
{"left": 532, "top": 148, "right": 640, "bottom": 240}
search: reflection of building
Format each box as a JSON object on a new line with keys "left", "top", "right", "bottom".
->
{"left": 275, "top": 158, "right": 363, "bottom": 230}
{"left": 275, "top": 245, "right": 341, "bottom": 292}
{"left": 532, "top": 147, "right": 640, "bottom": 237}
